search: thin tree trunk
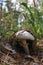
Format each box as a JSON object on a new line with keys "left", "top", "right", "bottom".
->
{"left": 33, "top": 0, "right": 36, "bottom": 7}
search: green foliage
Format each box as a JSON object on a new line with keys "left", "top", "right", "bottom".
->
{"left": 0, "top": 10, "right": 19, "bottom": 40}
{"left": 0, "top": 2, "right": 43, "bottom": 40}
{"left": 21, "top": 2, "right": 43, "bottom": 39}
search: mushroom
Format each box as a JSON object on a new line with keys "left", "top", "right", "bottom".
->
{"left": 15, "top": 30, "right": 35, "bottom": 55}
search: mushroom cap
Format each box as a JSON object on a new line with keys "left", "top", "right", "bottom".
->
{"left": 15, "top": 30, "right": 35, "bottom": 40}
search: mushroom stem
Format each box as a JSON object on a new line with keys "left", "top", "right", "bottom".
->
{"left": 22, "top": 39, "right": 29, "bottom": 55}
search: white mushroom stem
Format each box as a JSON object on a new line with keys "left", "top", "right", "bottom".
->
{"left": 15, "top": 30, "right": 35, "bottom": 55}
{"left": 21, "top": 39, "right": 29, "bottom": 55}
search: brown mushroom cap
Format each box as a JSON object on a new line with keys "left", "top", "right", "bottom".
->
{"left": 15, "top": 30, "right": 35, "bottom": 40}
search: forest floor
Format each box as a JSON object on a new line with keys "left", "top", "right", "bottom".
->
{"left": 0, "top": 53, "right": 43, "bottom": 65}
{"left": 0, "top": 41, "right": 43, "bottom": 65}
